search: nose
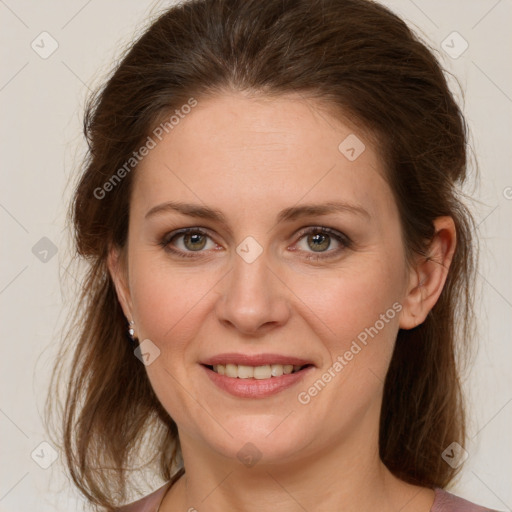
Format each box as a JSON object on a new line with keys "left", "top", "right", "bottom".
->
{"left": 215, "top": 243, "right": 291, "bottom": 336}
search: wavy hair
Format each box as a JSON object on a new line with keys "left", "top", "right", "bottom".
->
{"left": 46, "top": 0, "right": 478, "bottom": 509}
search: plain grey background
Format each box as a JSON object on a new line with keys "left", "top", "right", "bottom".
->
{"left": 1, "top": 1, "right": 511, "bottom": 510}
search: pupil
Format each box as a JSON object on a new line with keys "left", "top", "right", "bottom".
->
{"left": 185, "top": 233, "right": 206, "bottom": 251}
{"left": 309, "top": 233, "right": 329, "bottom": 252}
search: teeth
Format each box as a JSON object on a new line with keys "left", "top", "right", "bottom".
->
{"left": 253, "top": 365, "right": 271, "bottom": 379}
{"left": 212, "top": 363, "right": 305, "bottom": 379}
{"left": 225, "top": 364, "right": 238, "bottom": 378}
{"left": 238, "top": 364, "right": 255, "bottom": 379}
{"left": 270, "top": 364, "right": 284, "bottom": 377}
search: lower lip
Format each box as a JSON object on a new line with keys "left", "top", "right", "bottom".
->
{"left": 201, "top": 364, "right": 314, "bottom": 398}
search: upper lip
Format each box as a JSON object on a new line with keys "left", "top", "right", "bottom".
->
{"left": 201, "top": 353, "right": 315, "bottom": 367}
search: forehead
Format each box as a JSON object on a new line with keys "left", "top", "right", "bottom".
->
{"left": 132, "top": 92, "right": 393, "bottom": 222}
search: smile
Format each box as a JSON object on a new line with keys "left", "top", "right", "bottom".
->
{"left": 201, "top": 363, "right": 315, "bottom": 398}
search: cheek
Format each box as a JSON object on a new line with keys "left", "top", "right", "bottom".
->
{"left": 292, "top": 260, "right": 403, "bottom": 422}
{"left": 292, "top": 258, "right": 403, "bottom": 348}
{"left": 130, "top": 261, "right": 212, "bottom": 345}
{"left": 127, "top": 258, "right": 213, "bottom": 426}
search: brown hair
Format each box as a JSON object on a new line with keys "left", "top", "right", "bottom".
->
{"left": 46, "top": 0, "right": 478, "bottom": 509}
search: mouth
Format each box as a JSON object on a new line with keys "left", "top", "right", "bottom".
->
{"left": 199, "top": 353, "right": 316, "bottom": 398}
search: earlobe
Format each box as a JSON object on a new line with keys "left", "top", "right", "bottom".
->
{"left": 399, "top": 216, "right": 457, "bottom": 330}
{"left": 107, "top": 246, "right": 133, "bottom": 321}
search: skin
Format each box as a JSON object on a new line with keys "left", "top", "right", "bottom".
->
{"left": 109, "top": 91, "right": 456, "bottom": 512}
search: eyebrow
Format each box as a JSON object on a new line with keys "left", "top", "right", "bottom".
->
{"left": 145, "top": 200, "right": 370, "bottom": 224}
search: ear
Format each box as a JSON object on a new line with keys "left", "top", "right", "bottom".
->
{"left": 107, "top": 245, "right": 133, "bottom": 321}
{"left": 399, "top": 216, "right": 457, "bottom": 330}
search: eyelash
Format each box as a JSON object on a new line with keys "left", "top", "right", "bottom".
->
{"left": 159, "top": 226, "right": 352, "bottom": 261}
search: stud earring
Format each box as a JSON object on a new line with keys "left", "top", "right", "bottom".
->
{"left": 128, "top": 320, "right": 136, "bottom": 341}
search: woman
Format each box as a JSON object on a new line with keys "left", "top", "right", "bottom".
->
{"left": 46, "top": 0, "right": 499, "bottom": 511}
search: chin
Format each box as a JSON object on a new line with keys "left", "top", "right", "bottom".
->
{"left": 202, "top": 416, "right": 314, "bottom": 465}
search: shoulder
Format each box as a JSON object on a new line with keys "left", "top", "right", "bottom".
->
{"left": 432, "top": 488, "right": 502, "bottom": 512}
{"left": 114, "top": 482, "right": 171, "bottom": 512}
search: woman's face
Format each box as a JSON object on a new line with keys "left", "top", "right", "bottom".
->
{"left": 111, "top": 92, "right": 416, "bottom": 466}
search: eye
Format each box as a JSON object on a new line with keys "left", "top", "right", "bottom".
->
{"left": 160, "top": 227, "right": 219, "bottom": 258}
{"left": 292, "top": 226, "right": 351, "bottom": 260}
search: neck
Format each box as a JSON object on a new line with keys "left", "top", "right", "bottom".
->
{"left": 162, "top": 407, "right": 435, "bottom": 512}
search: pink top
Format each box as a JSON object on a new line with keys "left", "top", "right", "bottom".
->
{"left": 116, "top": 472, "right": 500, "bottom": 512}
